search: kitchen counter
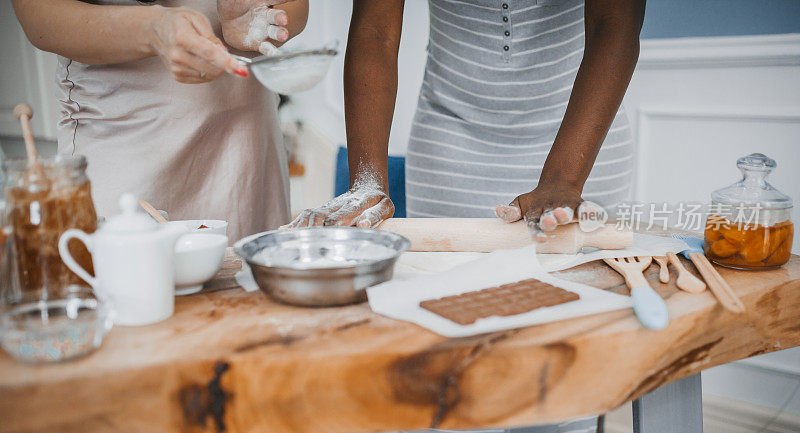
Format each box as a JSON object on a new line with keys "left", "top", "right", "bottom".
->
{"left": 1, "top": 251, "right": 799, "bottom": 433}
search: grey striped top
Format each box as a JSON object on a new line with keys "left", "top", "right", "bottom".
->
{"left": 405, "top": 0, "right": 633, "bottom": 219}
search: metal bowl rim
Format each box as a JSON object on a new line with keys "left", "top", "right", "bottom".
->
{"left": 240, "top": 48, "right": 338, "bottom": 66}
{"left": 234, "top": 226, "right": 411, "bottom": 273}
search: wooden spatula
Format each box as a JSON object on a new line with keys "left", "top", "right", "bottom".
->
{"left": 666, "top": 252, "right": 706, "bottom": 294}
{"left": 603, "top": 256, "right": 669, "bottom": 330}
{"left": 653, "top": 256, "right": 670, "bottom": 283}
{"left": 671, "top": 234, "right": 745, "bottom": 314}
{"left": 139, "top": 199, "right": 168, "bottom": 223}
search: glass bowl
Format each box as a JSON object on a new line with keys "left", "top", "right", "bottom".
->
{"left": 0, "top": 286, "right": 114, "bottom": 363}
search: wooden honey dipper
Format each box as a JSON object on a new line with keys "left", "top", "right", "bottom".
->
{"left": 377, "top": 218, "right": 632, "bottom": 254}
{"left": 13, "top": 104, "right": 42, "bottom": 170}
{"left": 13, "top": 104, "right": 50, "bottom": 190}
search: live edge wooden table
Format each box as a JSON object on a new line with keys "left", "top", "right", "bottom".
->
{"left": 1, "top": 252, "right": 799, "bottom": 433}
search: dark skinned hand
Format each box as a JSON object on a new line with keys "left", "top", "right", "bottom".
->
{"left": 495, "top": 180, "right": 607, "bottom": 241}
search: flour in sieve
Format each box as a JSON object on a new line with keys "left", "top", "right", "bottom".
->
{"left": 254, "top": 69, "right": 325, "bottom": 94}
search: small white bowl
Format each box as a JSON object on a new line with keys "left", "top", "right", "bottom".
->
{"left": 174, "top": 233, "right": 228, "bottom": 296}
{"left": 168, "top": 220, "right": 228, "bottom": 237}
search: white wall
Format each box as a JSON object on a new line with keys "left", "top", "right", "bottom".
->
{"left": 0, "top": 1, "right": 59, "bottom": 142}
{"left": 623, "top": 34, "right": 800, "bottom": 252}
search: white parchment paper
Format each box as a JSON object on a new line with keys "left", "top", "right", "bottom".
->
{"left": 538, "top": 233, "right": 689, "bottom": 272}
{"left": 368, "top": 234, "right": 688, "bottom": 337}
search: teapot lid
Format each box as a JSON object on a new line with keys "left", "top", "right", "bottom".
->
{"left": 103, "top": 194, "right": 159, "bottom": 233}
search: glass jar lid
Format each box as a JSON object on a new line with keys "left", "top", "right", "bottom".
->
{"left": 711, "top": 153, "right": 792, "bottom": 210}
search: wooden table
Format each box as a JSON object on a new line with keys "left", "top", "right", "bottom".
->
{"left": 1, "top": 252, "right": 799, "bottom": 433}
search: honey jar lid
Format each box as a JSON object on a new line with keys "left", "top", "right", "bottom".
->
{"left": 711, "top": 153, "right": 793, "bottom": 210}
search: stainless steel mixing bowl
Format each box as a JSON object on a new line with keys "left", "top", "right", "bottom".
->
{"left": 234, "top": 227, "right": 410, "bottom": 307}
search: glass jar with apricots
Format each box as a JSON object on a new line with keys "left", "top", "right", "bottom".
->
{"left": 704, "top": 153, "right": 793, "bottom": 270}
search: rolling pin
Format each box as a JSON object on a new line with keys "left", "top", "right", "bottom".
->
{"left": 376, "top": 218, "right": 632, "bottom": 254}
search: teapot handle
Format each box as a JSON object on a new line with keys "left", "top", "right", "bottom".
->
{"left": 58, "top": 229, "right": 98, "bottom": 288}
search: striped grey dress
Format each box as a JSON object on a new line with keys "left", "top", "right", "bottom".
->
{"left": 405, "top": 1, "right": 625, "bottom": 432}
{"left": 405, "top": 0, "right": 633, "bottom": 220}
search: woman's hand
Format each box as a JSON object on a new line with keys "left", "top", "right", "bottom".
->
{"left": 495, "top": 180, "right": 606, "bottom": 241}
{"left": 219, "top": 1, "right": 293, "bottom": 55}
{"left": 148, "top": 6, "right": 247, "bottom": 83}
{"left": 287, "top": 173, "right": 395, "bottom": 228}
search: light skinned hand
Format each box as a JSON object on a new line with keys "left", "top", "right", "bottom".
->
{"left": 148, "top": 6, "right": 247, "bottom": 83}
{"left": 287, "top": 174, "right": 395, "bottom": 228}
{"left": 219, "top": 1, "right": 294, "bottom": 55}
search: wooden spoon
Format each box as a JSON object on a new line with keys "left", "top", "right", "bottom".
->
{"left": 139, "top": 199, "right": 168, "bottom": 223}
{"left": 666, "top": 252, "right": 706, "bottom": 293}
{"left": 653, "top": 256, "right": 670, "bottom": 283}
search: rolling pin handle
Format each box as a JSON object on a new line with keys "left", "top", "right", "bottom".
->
{"left": 582, "top": 224, "right": 634, "bottom": 251}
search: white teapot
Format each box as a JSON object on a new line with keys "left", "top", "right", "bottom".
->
{"left": 59, "top": 194, "right": 186, "bottom": 326}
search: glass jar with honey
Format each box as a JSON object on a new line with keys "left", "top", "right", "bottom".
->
{"left": 704, "top": 153, "right": 793, "bottom": 270}
{"left": 3, "top": 155, "right": 98, "bottom": 295}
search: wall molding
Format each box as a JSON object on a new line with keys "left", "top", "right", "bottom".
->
{"left": 606, "top": 395, "right": 800, "bottom": 433}
{"left": 632, "top": 105, "right": 800, "bottom": 202}
{"left": 704, "top": 394, "right": 800, "bottom": 433}
{"left": 637, "top": 105, "right": 800, "bottom": 123}
{"left": 638, "top": 33, "right": 800, "bottom": 69}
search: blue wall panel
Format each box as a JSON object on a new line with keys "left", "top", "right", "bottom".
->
{"left": 642, "top": 0, "right": 800, "bottom": 39}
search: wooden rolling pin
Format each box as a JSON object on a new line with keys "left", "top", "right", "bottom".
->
{"left": 377, "top": 218, "right": 632, "bottom": 254}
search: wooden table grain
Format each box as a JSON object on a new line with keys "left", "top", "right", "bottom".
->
{"left": 1, "top": 251, "right": 798, "bottom": 433}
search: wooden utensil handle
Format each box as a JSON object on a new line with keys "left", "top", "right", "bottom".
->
{"left": 377, "top": 218, "right": 632, "bottom": 254}
{"left": 667, "top": 252, "right": 706, "bottom": 294}
{"left": 653, "top": 256, "right": 670, "bottom": 283}
{"left": 623, "top": 270, "right": 650, "bottom": 289}
{"left": 688, "top": 252, "right": 745, "bottom": 313}
{"left": 139, "top": 199, "right": 168, "bottom": 224}
{"left": 579, "top": 223, "right": 635, "bottom": 252}
{"left": 13, "top": 104, "right": 38, "bottom": 166}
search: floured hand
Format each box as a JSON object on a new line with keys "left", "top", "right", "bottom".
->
{"left": 287, "top": 172, "right": 395, "bottom": 228}
{"left": 219, "top": 0, "right": 293, "bottom": 55}
{"left": 495, "top": 182, "right": 606, "bottom": 241}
